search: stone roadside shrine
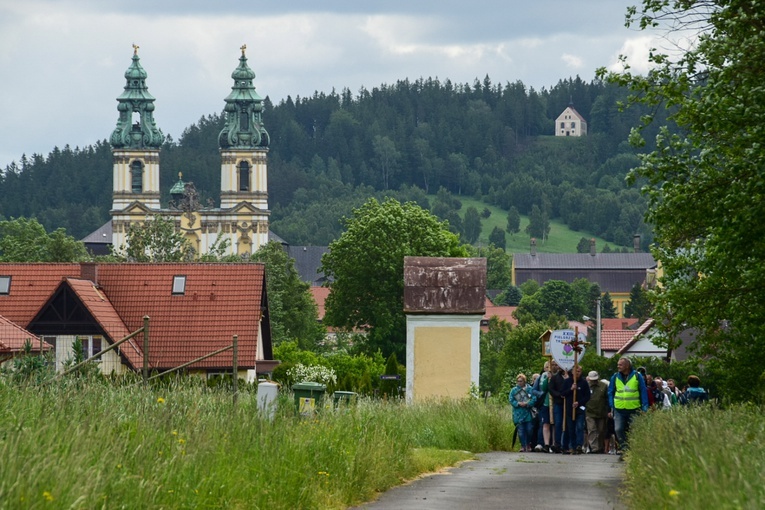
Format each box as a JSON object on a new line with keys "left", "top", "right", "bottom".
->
{"left": 403, "top": 257, "right": 486, "bottom": 403}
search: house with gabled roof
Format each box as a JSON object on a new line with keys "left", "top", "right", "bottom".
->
{"left": 555, "top": 103, "right": 587, "bottom": 137}
{"left": 0, "top": 263, "right": 277, "bottom": 380}
{"left": 0, "top": 315, "right": 52, "bottom": 363}
{"left": 600, "top": 318, "right": 674, "bottom": 360}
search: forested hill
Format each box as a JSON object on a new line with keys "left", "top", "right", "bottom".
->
{"left": 0, "top": 76, "right": 665, "bottom": 248}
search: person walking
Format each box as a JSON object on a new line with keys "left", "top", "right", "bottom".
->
{"left": 608, "top": 357, "right": 649, "bottom": 458}
{"left": 568, "top": 366, "right": 590, "bottom": 454}
{"left": 549, "top": 362, "right": 571, "bottom": 453}
{"left": 532, "top": 361, "right": 552, "bottom": 452}
{"left": 682, "top": 375, "right": 709, "bottom": 404}
{"left": 509, "top": 374, "right": 537, "bottom": 452}
{"left": 585, "top": 370, "right": 609, "bottom": 453}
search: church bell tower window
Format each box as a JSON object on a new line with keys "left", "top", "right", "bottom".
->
{"left": 131, "top": 160, "right": 144, "bottom": 193}
{"left": 238, "top": 161, "right": 250, "bottom": 191}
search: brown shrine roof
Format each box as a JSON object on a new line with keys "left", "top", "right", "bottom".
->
{"left": 404, "top": 257, "right": 486, "bottom": 314}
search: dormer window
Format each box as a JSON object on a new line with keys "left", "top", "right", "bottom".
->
{"left": 0, "top": 275, "right": 10, "bottom": 295}
{"left": 172, "top": 275, "right": 186, "bottom": 295}
{"left": 131, "top": 160, "right": 144, "bottom": 193}
{"left": 238, "top": 161, "right": 250, "bottom": 191}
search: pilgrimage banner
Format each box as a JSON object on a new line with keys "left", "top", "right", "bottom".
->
{"left": 549, "top": 329, "right": 587, "bottom": 371}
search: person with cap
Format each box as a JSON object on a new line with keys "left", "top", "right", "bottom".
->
{"left": 608, "top": 357, "right": 649, "bottom": 458}
{"left": 585, "top": 369, "right": 609, "bottom": 453}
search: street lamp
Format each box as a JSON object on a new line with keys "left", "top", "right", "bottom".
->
{"left": 583, "top": 298, "right": 601, "bottom": 356}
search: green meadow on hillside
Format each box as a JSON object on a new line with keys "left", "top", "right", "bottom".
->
{"left": 452, "top": 196, "right": 627, "bottom": 254}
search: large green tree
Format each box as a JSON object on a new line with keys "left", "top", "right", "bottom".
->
{"left": 0, "top": 217, "right": 89, "bottom": 262}
{"left": 320, "top": 197, "right": 468, "bottom": 359}
{"left": 120, "top": 216, "right": 194, "bottom": 262}
{"left": 252, "top": 241, "right": 326, "bottom": 350}
{"left": 603, "top": 0, "right": 765, "bottom": 398}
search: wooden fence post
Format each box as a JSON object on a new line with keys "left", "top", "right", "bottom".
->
{"left": 232, "top": 334, "right": 238, "bottom": 407}
{"left": 143, "top": 316, "right": 150, "bottom": 385}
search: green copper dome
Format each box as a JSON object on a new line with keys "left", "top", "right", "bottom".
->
{"left": 219, "top": 45, "right": 269, "bottom": 149}
{"left": 170, "top": 173, "right": 186, "bottom": 197}
{"left": 110, "top": 45, "right": 164, "bottom": 149}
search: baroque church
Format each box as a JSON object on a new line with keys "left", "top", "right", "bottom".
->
{"left": 108, "top": 45, "right": 271, "bottom": 257}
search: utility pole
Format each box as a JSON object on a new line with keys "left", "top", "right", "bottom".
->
{"left": 596, "top": 298, "right": 601, "bottom": 356}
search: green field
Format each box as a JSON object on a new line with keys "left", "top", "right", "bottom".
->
{"left": 451, "top": 196, "right": 628, "bottom": 254}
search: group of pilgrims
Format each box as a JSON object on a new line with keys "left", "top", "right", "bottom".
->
{"left": 509, "top": 356, "right": 710, "bottom": 456}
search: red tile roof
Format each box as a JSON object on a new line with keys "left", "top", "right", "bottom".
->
{"left": 601, "top": 318, "right": 639, "bottom": 330}
{"left": 0, "top": 314, "right": 51, "bottom": 356}
{"left": 601, "top": 319, "right": 655, "bottom": 353}
{"left": 0, "top": 264, "right": 80, "bottom": 325}
{"left": 0, "top": 263, "right": 271, "bottom": 371}
{"left": 600, "top": 330, "right": 636, "bottom": 351}
{"left": 310, "top": 286, "right": 330, "bottom": 320}
{"left": 616, "top": 319, "right": 656, "bottom": 355}
{"left": 65, "top": 278, "right": 141, "bottom": 368}
{"left": 483, "top": 304, "right": 518, "bottom": 327}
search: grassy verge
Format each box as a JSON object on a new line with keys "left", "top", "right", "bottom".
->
{"left": 0, "top": 380, "right": 514, "bottom": 509}
{"left": 624, "top": 404, "right": 765, "bottom": 509}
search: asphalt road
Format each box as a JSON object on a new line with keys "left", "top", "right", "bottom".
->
{"left": 352, "top": 451, "right": 626, "bottom": 510}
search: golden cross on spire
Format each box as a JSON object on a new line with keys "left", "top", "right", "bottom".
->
{"left": 178, "top": 172, "right": 183, "bottom": 180}
{"left": 240, "top": 44, "right": 247, "bottom": 57}
{"left": 133, "top": 43, "right": 139, "bottom": 55}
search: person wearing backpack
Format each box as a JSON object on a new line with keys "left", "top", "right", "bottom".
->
{"left": 682, "top": 375, "right": 709, "bottom": 404}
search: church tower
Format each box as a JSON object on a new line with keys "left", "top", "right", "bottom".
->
{"left": 110, "top": 45, "right": 164, "bottom": 251}
{"left": 216, "top": 45, "right": 270, "bottom": 254}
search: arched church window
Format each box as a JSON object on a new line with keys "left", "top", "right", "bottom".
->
{"left": 131, "top": 160, "right": 143, "bottom": 193}
{"left": 239, "top": 161, "right": 250, "bottom": 191}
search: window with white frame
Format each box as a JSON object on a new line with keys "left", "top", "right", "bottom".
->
{"left": 172, "top": 275, "right": 186, "bottom": 295}
{"left": 79, "top": 336, "right": 103, "bottom": 361}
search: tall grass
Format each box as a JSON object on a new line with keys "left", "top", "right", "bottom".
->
{"left": 624, "top": 404, "right": 765, "bottom": 509}
{"left": 0, "top": 379, "right": 515, "bottom": 509}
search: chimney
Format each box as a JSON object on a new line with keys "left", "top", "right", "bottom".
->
{"left": 590, "top": 238, "right": 596, "bottom": 256}
{"left": 80, "top": 262, "right": 98, "bottom": 285}
{"left": 633, "top": 234, "right": 641, "bottom": 253}
{"left": 531, "top": 238, "right": 537, "bottom": 256}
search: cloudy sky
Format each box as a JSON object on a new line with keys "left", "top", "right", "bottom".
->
{"left": 0, "top": 0, "right": 655, "bottom": 168}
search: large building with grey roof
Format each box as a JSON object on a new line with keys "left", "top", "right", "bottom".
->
{"left": 512, "top": 238, "right": 656, "bottom": 317}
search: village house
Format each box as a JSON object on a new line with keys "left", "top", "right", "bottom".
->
{"left": 555, "top": 103, "right": 588, "bottom": 136}
{"left": 0, "top": 263, "right": 277, "bottom": 380}
{"left": 512, "top": 237, "right": 657, "bottom": 318}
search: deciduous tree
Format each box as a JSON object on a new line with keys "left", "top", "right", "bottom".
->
{"left": 602, "top": 0, "right": 765, "bottom": 398}
{"left": 321, "top": 197, "right": 468, "bottom": 360}
{"left": 0, "top": 217, "right": 89, "bottom": 262}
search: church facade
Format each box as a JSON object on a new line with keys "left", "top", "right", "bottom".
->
{"left": 110, "top": 45, "right": 270, "bottom": 258}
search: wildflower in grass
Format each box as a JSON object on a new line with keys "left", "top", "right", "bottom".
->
{"left": 42, "top": 491, "right": 54, "bottom": 502}
{"left": 178, "top": 438, "right": 186, "bottom": 445}
{"left": 157, "top": 397, "right": 165, "bottom": 404}
{"left": 172, "top": 430, "right": 178, "bottom": 436}
{"left": 669, "top": 489, "right": 679, "bottom": 497}
{"left": 116, "top": 463, "right": 123, "bottom": 469}
{"left": 318, "top": 471, "right": 330, "bottom": 477}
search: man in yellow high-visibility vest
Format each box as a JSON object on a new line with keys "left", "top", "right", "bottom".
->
{"left": 607, "top": 357, "right": 649, "bottom": 458}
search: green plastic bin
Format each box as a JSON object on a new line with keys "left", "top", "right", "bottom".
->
{"left": 293, "top": 382, "right": 326, "bottom": 416}
{"left": 332, "top": 391, "right": 357, "bottom": 407}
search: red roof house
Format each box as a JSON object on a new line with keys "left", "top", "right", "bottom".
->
{"left": 0, "top": 315, "right": 53, "bottom": 362}
{"left": 0, "top": 263, "right": 276, "bottom": 378}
